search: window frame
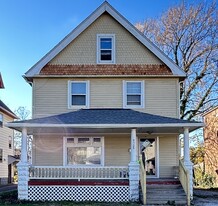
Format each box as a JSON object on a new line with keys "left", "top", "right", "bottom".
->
{"left": 123, "top": 80, "right": 144, "bottom": 108}
{"left": 68, "top": 81, "right": 90, "bottom": 109}
{"left": 63, "top": 136, "right": 104, "bottom": 167}
{"left": 0, "top": 148, "right": 3, "bottom": 163}
{"left": 0, "top": 113, "right": 3, "bottom": 127}
{"left": 9, "top": 136, "right": 12, "bottom": 149}
{"left": 97, "top": 34, "right": 115, "bottom": 64}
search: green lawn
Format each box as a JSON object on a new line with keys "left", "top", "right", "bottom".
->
{"left": 0, "top": 191, "right": 140, "bottom": 206}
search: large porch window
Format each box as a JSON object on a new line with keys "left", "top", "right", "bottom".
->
{"left": 64, "top": 137, "right": 104, "bottom": 166}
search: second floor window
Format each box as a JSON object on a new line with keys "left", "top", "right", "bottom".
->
{"left": 9, "top": 136, "right": 12, "bottom": 149}
{"left": 0, "top": 114, "right": 3, "bottom": 127}
{"left": 97, "top": 34, "right": 115, "bottom": 64}
{"left": 123, "top": 81, "right": 144, "bottom": 108}
{"left": 69, "top": 81, "right": 89, "bottom": 108}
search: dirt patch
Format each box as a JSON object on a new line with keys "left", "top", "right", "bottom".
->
{"left": 192, "top": 188, "right": 218, "bottom": 206}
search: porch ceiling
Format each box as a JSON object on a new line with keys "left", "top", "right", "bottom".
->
{"left": 6, "top": 109, "right": 203, "bottom": 135}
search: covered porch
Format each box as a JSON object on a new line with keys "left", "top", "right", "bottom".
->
{"left": 6, "top": 109, "right": 203, "bottom": 203}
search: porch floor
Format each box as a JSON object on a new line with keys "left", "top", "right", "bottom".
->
{"left": 146, "top": 178, "right": 180, "bottom": 185}
{"left": 28, "top": 179, "right": 129, "bottom": 186}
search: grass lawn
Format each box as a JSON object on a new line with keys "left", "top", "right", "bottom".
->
{"left": 0, "top": 191, "right": 140, "bottom": 206}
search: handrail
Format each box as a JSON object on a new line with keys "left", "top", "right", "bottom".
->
{"left": 179, "top": 160, "right": 190, "bottom": 206}
{"left": 139, "top": 155, "right": 146, "bottom": 205}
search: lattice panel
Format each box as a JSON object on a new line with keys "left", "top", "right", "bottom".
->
{"left": 28, "top": 186, "right": 129, "bottom": 202}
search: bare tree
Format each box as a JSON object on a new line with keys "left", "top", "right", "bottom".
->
{"left": 14, "top": 106, "right": 31, "bottom": 160}
{"left": 136, "top": 1, "right": 218, "bottom": 120}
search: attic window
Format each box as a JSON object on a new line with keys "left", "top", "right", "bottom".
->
{"left": 97, "top": 34, "right": 115, "bottom": 64}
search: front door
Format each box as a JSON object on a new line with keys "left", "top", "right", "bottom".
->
{"left": 139, "top": 137, "right": 159, "bottom": 178}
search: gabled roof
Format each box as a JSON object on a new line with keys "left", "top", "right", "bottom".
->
{"left": 7, "top": 109, "right": 203, "bottom": 133}
{"left": 0, "top": 73, "right": 4, "bottom": 89}
{"left": 0, "top": 100, "right": 18, "bottom": 119}
{"left": 24, "top": 1, "right": 186, "bottom": 79}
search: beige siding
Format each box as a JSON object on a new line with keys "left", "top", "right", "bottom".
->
{"left": 159, "top": 135, "right": 178, "bottom": 178}
{"left": 32, "top": 133, "right": 178, "bottom": 178}
{"left": 33, "top": 78, "right": 69, "bottom": 118}
{"left": 105, "top": 134, "right": 130, "bottom": 166}
{"left": 144, "top": 79, "right": 179, "bottom": 118}
{"left": 90, "top": 79, "right": 122, "bottom": 108}
{"left": 49, "top": 13, "right": 162, "bottom": 65}
{"left": 33, "top": 78, "right": 179, "bottom": 118}
{"left": 0, "top": 113, "right": 14, "bottom": 180}
{"left": 32, "top": 135, "right": 63, "bottom": 166}
{"left": 32, "top": 134, "right": 130, "bottom": 166}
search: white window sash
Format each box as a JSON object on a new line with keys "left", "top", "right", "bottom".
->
{"left": 63, "top": 137, "right": 104, "bottom": 166}
{"left": 68, "top": 81, "right": 90, "bottom": 109}
{"left": 123, "top": 80, "right": 144, "bottom": 108}
{"left": 97, "top": 34, "right": 115, "bottom": 64}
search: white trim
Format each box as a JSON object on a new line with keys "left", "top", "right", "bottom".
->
{"left": 123, "top": 80, "right": 144, "bottom": 109}
{"left": 139, "top": 136, "right": 159, "bottom": 178}
{"left": 63, "top": 136, "right": 104, "bottom": 167}
{"left": 25, "top": 2, "right": 186, "bottom": 78}
{"left": 68, "top": 80, "right": 90, "bottom": 109}
{"left": 156, "top": 136, "right": 160, "bottom": 178}
{"left": 97, "top": 34, "right": 115, "bottom": 64}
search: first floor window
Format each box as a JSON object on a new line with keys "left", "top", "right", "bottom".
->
{"left": 69, "top": 81, "right": 89, "bottom": 108}
{"left": 123, "top": 81, "right": 144, "bottom": 108}
{"left": 65, "top": 137, "right": 103, "bottom": 166}
{"left": 0, "top": 149, "right": 3, "bottom": 163}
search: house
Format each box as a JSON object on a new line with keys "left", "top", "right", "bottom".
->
{"left": 6, "top": 2, "right": 203, "bottom": 204}
{"left": 203, "top": 106, "right": 218, "bottom": 186}
{"left": 0, "top": 73, "right": 18, "bottom": 185}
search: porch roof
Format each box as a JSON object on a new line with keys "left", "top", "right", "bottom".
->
{"left": 6, "top": 109, "right": 203, "bottom": 134}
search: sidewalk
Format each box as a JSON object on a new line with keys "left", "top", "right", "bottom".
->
{"left": 0, "top": 184, "right": 17, "bottom": 193}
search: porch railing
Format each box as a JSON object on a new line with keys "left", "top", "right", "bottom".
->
{"left": 179, "top": 160, "right": 190, "bottom": 206}
{"left": 29, "top": 166, "right": 129, "bottom": 180}
{"left": 139, "top": 155, "right": 146, "bottom": 205}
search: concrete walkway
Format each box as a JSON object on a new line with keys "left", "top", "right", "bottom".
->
{"left": 0, "top": 184, "right": 17, "bottom": 193}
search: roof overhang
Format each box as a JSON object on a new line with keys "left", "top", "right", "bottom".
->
{"left": 6, "top": 122, "right": 204, "bottom": 135}
{"left": 6, "top": 109, "right": 204, "bottom": 134}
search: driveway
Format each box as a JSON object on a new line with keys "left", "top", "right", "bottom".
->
{"left": 0, "top": 184, "right": 17, "bottom": 193}
{"left": 193, "top": 188, "right": 218, "bottom": 206}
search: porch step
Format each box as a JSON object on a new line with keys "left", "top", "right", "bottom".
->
{"left": 141, "top": 184, "right": 187, "bottom": 205}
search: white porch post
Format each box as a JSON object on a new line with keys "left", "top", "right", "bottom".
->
{"left": 183, "top": 127, "right": 193, "bottom": 199}
{"left": 17, "top": 127, "right": 29, "bottom": 200}
{"left": 128, "top": 128, "right": 139, "bottom": 201}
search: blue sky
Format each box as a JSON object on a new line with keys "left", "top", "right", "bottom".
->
{"left": 0, "top": 0, "right": 208, "bottom": 115}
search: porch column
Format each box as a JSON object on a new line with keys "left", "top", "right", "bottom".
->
{"left": 183, "top": 127, "right": 193, "bottom": 199}
{"left": 128, "top": 128, "right": 139, "bottom": 202}
{"left": 17, "top": 127, "right": 29, "bottom": 200}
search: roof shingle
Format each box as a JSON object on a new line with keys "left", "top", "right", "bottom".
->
{"left": 14, "top": 108, "right": 198, "bottom": 125}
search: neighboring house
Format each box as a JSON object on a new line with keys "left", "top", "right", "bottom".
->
{"left": 7, "top": 2, "right": 203, "bottom": 204}
{"left": 0, "top": 73, "right": 18, "bottom": 185}
{"left": 203, "top": 106, "right": 218, "bottom": 186}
